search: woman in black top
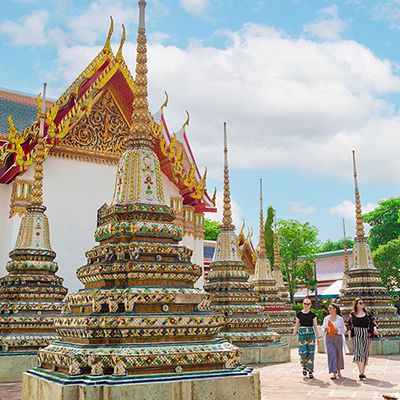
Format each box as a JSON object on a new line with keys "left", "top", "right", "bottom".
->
{"left": 293, "top": 298, "right": 321, "bottom": 378}
{"left": 346, "top": 298, "right": 379, "bottom": 381}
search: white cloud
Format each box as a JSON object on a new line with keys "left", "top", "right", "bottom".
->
{"left": 208, "top": 191, "right": 242, "bottom": 229}
{"left": 179, "top": 0, "right": 209, "bottom": 16}
{"left": 303, "top": 5, "right": 348, "bottom": 41}
{"left": 373, "top": 1, "right": 400, "bottom": 30}
{"left": 0, "top": 10, "right": 49, "bottom": 46}
{"left": 288, "top": 201, "right": 317, "bottom": 216}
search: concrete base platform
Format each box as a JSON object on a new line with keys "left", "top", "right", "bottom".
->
{"left": 0, "top": 352, "right": 37, "bottom": 383}
{"left": 280, "top": 334, "right": 298, "bottom": 348}
{"left": 317, "top": 336, "right": 400, "bottom": 355}
{"left": 22, "top": 366, "right": 261, "bottom": 400}
{"left": 240, "top": 343, "right": 290, "bottom": 364}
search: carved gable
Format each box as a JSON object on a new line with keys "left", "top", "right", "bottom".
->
{"left": 51, "top": 91, "right": 128, "bottom": 164}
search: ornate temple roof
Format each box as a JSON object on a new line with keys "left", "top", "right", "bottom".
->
{"left": 0, "top": 20, "right": 215, "bottom": 212}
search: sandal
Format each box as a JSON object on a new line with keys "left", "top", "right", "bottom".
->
{"left": 302, "top": 368, "right": 307, "bottom": 376}
{"left": 309, "top": 372, "right": 314, "bottom": 379}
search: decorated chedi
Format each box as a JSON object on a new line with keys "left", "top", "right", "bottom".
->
{"left": 0, "top": 83, "right": 67, "bottom": 382}
{"left": 252, "top": 182, "right": 295, "bottom": 340}
{"left": 204, "top": 124, "right": 289, "bottom": 364}
{"left": 339, "top": 151, "right": 400, "bottom": 351}
{"left": 22, "top": 3, "right": 261, "bottom": 400}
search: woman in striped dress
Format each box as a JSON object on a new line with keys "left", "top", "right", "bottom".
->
{"left": 346, "top": 298, "right": 379, "bottom": 381}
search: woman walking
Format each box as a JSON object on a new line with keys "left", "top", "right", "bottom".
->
{"left": 322, "top": 303, "right": 347, "bottom": 379}
{"left": 293, "top": 298, "right": 320, "bottom": 379}
{"left": 346, "top": 298, "right": 379, "bottom": 380}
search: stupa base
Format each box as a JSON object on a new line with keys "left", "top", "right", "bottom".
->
{"left": 22, "top": 366, "right": 261, "bottom": 400}
{"left": 317, "top": 337, "right": 400, "bottom": 355}
{"left": 278, "top": 334, "right": 298, "bottom": 347}
{"left": 0, "top": 351, "right": 37, "bottom": 382}
{"left": 239, "top": 342, "right": 290, "bottom": 364}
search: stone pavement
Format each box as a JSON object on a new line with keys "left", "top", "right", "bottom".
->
{"left": 256, "top": 348, "right": 400, "bottom": 400}
{"left": 0, "top": 349, "right": 398, "bottom": 400}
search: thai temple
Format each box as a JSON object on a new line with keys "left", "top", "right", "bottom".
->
{"left": 0, "top": 84, "right": 67, "bottom": 382}
{"left": 252, "top": 181, "right": 295, "bottom": 340}
{"left": 204, "top": 123, "right": 289, "bottom": 364}
{"left": 21, "top": 2, "right": 261, "bottom": 399}
{"left": 0, "top": 17, "right": 214, "bottom": 295}
{"left": 339, "top": 150, "right": 400, "bottom": 353}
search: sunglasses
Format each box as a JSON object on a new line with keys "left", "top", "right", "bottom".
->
{"left": 303, "top": 302, "right": 311, "bottom": 305}
{"left": 358, "top": 301, "right": 365, "bottom": 305}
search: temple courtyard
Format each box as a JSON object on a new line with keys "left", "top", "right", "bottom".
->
{"left": 1, "top": 348, "right": 398, "bottom": 400}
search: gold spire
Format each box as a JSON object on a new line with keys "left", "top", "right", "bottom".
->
{"left": 222, "top": 122, "right": 234, "bottom": 230}
{"left": 103, "top": 16, "right": 114, "bottom": 54}
{"left": 258, "top": 178, "right": 267, "bottom": 257}
{"left": 128, "top": 0, "right": 154, "bottom": 149}
{"left": 30, "top": 83, "right": 47, "bottom": 210}
{"left": 352, "top": 150, "right": 365, "bottom": 239}
{"left": 273, "top": 212, "right": 281, "bottom": 270}
{"left": 116, "top": 24, "right": 126, "bottom": 62}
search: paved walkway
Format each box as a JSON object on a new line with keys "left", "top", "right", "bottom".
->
{"left": 0, "top": 349, "right": 398, "bottom": 400}
{"left": 256, "top": 348, "right": 400, "bottom": 400}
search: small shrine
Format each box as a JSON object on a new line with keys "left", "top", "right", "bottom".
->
{"left": 0, "top": 84, "right": 67, "bottom": 382}
{"left": 21, "top": 2, "right": 261, "bottom": 399}
{"left": 252, "top": 181, "right": 295, "bottom": 340}
{"left": 204, "top": 124, "right": 289, "bottom": 364}
{"left": 339, "top": 151, "right": 400, "bottom": 353}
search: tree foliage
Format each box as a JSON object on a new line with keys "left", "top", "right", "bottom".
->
{"left": 278, "top": 219, "right": 320, "bottom": 303}
{"left": 264, "top": 206, "right": 275, "bottom": 267}
{"left": 317, "top": 238, "right": 354, "bottom": 253}
{"left": 363, "top": 198, "right": 400, "bottom": 250}
{"left": 204, "top": 218, "right": 221, "bottom": 241}
{"left": 372, "top": 237, "right": 400, "bottom": 291}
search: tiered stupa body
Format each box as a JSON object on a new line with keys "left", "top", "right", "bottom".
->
{"left": 23, "top": 4, "right": 261, "bottom": 399}
{"left": 204, "top": 125, "right": 289, "bottom": 364}
{"left": 252, "top": 183, "right": 295, "bottom": 339}
{"left": 0, "top": 84, "right": 67, "bottom": 381}
{"left": 339, "top": 151, "right": 400, "bottom": 347}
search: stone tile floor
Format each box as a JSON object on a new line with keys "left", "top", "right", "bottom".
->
{"left": 256, "top": 348, "right": 400, "bottom": 400}
{"left": 0, "top": 349, "right": 398, "bottom": 400}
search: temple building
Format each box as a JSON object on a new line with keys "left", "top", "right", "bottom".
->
{"left": 0, "top": 84, "right": 67, "bottom": 382}
{"left": 252, "top": 183, "right": 295, "bottom": 340}
{"left": 339, "top": 151, "right": 400, "bottom": 353}
{"left": 204, "top": 123, "right": 289, "bottom": 364}
{"left": 0, "top": 16, "right": 215, "bottom": 293}
{"left": 22, "top": 3, "right": 261, "bottom": 400}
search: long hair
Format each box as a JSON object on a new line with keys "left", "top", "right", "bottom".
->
{"left": 329, "top": 302, "right": 341, "bottom": 316}
{"left": 352, "top": 297, "right": 367, "bottom": 314}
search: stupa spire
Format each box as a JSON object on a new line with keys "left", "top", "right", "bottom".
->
{"left": 30, "top": 82, "right": 47, "bottom": 210}
{"left": 273, "top": 211, "right": 284, "bottom": 286}
{"left": 352, "top": 150, "right": 365, "bottom": 239}
{"left": 222, "top": 122, "right": 234, "bottom": 230}
{"left": 128, "top": 0, "right": 154, "bottom": 149}
{"left": 258, "top": 178, "right": 267, "bottom": 257}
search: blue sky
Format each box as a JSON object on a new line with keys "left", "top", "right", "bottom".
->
{"left": 2, "top": 0, "right": 400, "bottom": 243}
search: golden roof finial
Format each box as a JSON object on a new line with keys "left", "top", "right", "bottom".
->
{"left": 222, "top": 122, "right": 234, "bottom": 230}
{"left": 116, "top": 24, "right": 126, "bottom": 62}
{"left": 352, "top": 150, "right": 365, "bottom": 239}
{"left": 182, "top": 111, "right": 190, "bottom": 131}
{"left": 342, "top": 218, "right": 349, "bottom": 282}
{"left": 128, "top": 0, "right": 153, "bottom": 149}
{"left": 258, "top": 178, "right": 267, "bottom": 256}
{"left": 103, "top": 16, "right": 114, "bottom": 54}
{"left": 30, "top": 82, "right": 47, "bottom": 210}
{"left": 161, "top": 91, "right": 169, "bottom": 113}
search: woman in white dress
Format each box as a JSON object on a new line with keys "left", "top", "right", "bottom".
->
{"left": 322, "top": 303, "right": 347, "bottom": 379}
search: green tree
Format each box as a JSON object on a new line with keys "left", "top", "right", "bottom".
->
{"left": 204, "top": 218, "right": 221, "bottom": 241}
{"left": 264, "top": 206, "right": 275, "bottom": 267}
{"left": 372, "top": 237, "right": 400, "bottom": 291}
{"left": 363, "top": 198, "right": 400, "bottom": 250}
{"left": 278, "top": 219, "right": 320, "bottom": 304}
{"left": 317, "top": 238, "right": 354, "bottom": 253}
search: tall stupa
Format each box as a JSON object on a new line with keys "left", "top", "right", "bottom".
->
{"left": 252, "top": 182, "right": 295, "bottom": 340}
{"left": 0, "top": 84, "right": 67, "bottom": 382}
{"left": 204, "top": 125, "right": 289, "bottom": 364}
{"left": 339, "top": 151, "right": 400, "bottom": 349}
{"left": 22, "top": 3, "right": 261, "bottom": 399}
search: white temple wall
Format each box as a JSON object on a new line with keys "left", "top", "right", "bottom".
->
{"left": 0, "top": 156, "right": 205, "bottom": 292}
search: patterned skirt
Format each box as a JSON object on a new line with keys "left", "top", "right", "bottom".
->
{"left": 352, "top": 326, "right": 370, "bottom": 364}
